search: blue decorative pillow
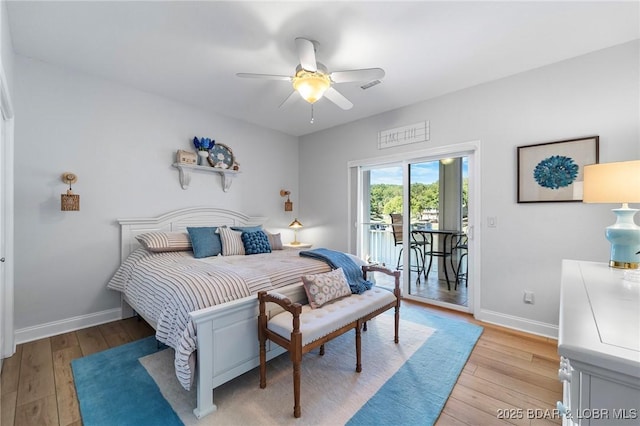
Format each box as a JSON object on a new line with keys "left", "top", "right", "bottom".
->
{"left": 187, "top": 227, "right": 222, "bottom": 258}
{"left": 231, "top": 226, "right": 263, "bottom": 233}
{"left": 241, "top": 230, "right": 271, "bottom": 255}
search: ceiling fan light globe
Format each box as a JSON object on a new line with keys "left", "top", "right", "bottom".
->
{"left": 292, "top": 70, "right": 331, "bottom": 104}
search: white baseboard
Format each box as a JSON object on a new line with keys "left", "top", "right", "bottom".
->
{"left": 14, "top": 308, "right": 122, "bottom": 345}
{"left": 11, "top": 306, "right": 558, "bottom": 345}
{"left": 476, "top": 308, "right": 559, "bottom": 339}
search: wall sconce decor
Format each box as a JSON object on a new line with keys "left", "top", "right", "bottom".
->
{"left": 61, "top": 172, "right": 80, "bottom": 211}
{"left": 288, "top": 218, "right": 303, "bottom": 245}
{"left": 280, "top": 189, "right": 293, "bottom": 212}
{"left": 583, "top": 160, "right": 640, "bottom": 269}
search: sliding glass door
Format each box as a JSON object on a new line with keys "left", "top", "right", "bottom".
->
{"left": 351, "top": 145, "right": 476, "bottom": 312}
{"left": 407, "top": 157, "right": 468, "bottom": 306}
{"left": 358, "top": 164, "right": 404, "bottom": 269}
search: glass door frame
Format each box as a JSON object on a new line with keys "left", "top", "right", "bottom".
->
{"left": 348, "top": 140, "right": 481, "bottom": 314}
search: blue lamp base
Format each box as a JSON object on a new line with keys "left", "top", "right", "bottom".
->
{"left": 606, "top": 206, "right": 640, "bottom": 269}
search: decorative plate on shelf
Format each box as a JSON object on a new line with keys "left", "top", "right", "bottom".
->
{"left": 207, "top": 143, "right": 235, "bottom": 169}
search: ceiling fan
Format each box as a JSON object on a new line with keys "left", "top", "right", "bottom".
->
{"left": 237, "top": 37, "right": 385, "bottom": 114}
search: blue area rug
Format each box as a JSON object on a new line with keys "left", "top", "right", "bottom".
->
{"left": 72, "top": 310, "right": 482, "bottom": 426}
{"left": 71, "top": 337, "right": 182, "bottom": 426}
{"left": 347, "top": 308, "right": 483, "bottom": 425}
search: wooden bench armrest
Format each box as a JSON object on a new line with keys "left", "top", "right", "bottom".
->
{"left": 258, "top": 290, "right": 303, "bottom": 317}
{"left": 362, "top": 265, "right": 401, "bottom": 296}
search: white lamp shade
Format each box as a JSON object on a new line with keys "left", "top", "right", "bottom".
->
{"left": 583, "top": 160, "right": 640, "bottom": 204}
{"left": 583, "top": 160, "right": 640, "bottom": 268}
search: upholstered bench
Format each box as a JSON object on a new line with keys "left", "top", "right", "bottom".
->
{"left": 257, "top": 264, "right": 401, "bottom": 418}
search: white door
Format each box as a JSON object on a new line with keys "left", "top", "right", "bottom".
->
{"left": 0, "top": 108, "right": 4, "bottom": 366}
{"left": 0, "top": 66, "right": 15, "bottom": 361}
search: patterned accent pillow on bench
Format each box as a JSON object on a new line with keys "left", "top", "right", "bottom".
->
{"left": 301, "top": 268, "right": 352, "bottom": 309}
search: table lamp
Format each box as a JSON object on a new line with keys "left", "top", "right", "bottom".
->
{"left": 289, "top": 218, "right": 303, "bottom": 246}
{"left": 583, "top": 160, "right": 640, "bottom": 269}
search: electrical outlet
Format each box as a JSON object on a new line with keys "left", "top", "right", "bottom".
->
{"left": 523, "top": 291, "right": 534, "bottom": 304}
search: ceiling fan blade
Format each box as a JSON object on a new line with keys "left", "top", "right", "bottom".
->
{"left": 236, "top": 73, "right": 292, "bottom": 81}
{"left": 279, "top": 91, "right": 299, "bottom": 108}
{"left": 295, "top": 37, "right": 317, "bottom": 72}
{"left": 330, "top": 68, "right": 385, "bottom": 83}
{"left": 323, "top": 87, "right": 353, "bottom": 110}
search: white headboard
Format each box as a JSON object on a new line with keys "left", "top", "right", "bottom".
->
{"left": 118, "top": 207, "right": 267, "bottom": 262}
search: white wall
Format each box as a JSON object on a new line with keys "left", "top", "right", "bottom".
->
{"left": 298, "top": 41, "right": 640, "bottom": 336}
{"left": 13, "top": 56, "right": 299, "bottom": 338}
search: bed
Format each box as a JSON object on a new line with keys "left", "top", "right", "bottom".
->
{"left": 108, "top": 207, "right": 342, "bottom": 418}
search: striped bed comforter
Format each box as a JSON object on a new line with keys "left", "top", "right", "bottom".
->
{"left": 107, "top": 248, "right": 331, "bottom": 390}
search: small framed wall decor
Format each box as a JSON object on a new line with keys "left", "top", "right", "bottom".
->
{"left": 517, "top": 136, "right": 599, "bottom": 203}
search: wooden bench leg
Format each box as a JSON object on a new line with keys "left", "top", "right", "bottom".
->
{"left": 258, "top": 303, "right": 267, "bottom": 389}
{"left": 394, "top": 304, "right": 400, "bottom": 344}
{"left": 293, "top": 359, "right": 301, "bottom": 418}
{"left": 259, "top": 336, "right": 267, "bottom": 388}
{"left": 355, "top": 321, "right": 362, "bottom": 373}
{"left": 291, "top": 330, "right": 302, "bottom": 418}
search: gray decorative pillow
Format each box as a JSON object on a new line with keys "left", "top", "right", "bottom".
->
{"left": 266, "top": 232, "right": 283, "bottom": 250}
{"left": 218, "top": 226, "right": 245, "bottom": 256}
{"left": 135, "top": 232, "right": 192, "bottom": 252}
{"left": 302, "top": 268, "right": 351, "bottom": 309}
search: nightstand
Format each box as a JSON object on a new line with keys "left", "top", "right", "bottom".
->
{"left": 283, "top": 243, "right": 312, "bottom": 249}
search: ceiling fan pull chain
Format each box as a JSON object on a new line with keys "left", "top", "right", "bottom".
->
{"left": 310, "top": 104, "right": 315, "bottom": 124}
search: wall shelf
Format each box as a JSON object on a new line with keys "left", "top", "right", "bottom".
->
{"left": 172, "top": 163, "right": 240, "bottom": 192}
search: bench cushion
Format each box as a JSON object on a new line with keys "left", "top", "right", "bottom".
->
{"left": 267, "top": 287, "right": 396, "bottom": 346}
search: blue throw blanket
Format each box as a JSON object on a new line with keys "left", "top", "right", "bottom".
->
{"left": 299, "top": 248, "right": 373, "bottom": 294}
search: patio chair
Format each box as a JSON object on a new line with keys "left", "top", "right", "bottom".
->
{"left": 450, "top": 232, "right": 468, "bottom": 290}
{"left": 390, "top": 214, "right": 429, "bottom": 283}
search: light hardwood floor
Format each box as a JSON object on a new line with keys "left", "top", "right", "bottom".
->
{"left": 1, "top": 301, "right": 561, "bottom": 426}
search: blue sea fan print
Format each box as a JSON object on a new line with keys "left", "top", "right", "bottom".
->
{"left": 533, "top": 155, "right": 579, "bottom": 189}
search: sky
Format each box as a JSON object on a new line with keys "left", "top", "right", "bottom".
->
{"left": 370, "top": 157, "right": 468, "bottom": 185}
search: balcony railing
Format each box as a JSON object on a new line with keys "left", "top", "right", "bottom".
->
{"left": 364, "top": 227, "right": 399, "bottom": 267}
{"left": 361, "top": 222, "right": 464, "bottom": 272}
{"left": 361, "top": 223, "right": 427, "bottom": 268}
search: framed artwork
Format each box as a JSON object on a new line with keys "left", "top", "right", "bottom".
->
{"left": 517, "top": 136, "right": 599, "bottom": 203}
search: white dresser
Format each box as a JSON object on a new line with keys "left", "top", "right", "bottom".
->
{"left": 558, "top": 260, "right": 640, "bottom": 425}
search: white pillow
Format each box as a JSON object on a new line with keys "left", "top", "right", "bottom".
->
{"left": 218, "top": 226, "right": 245, "bottom": 256}
{"left": 346, "top": 253, "right": 368, "bottom": 268}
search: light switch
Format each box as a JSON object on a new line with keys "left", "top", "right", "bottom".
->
{"left": 524, "top": 291, "right": 534, "bottom": 304}
{"left": 487, "top": 217, "right": 497, "bottom": 228}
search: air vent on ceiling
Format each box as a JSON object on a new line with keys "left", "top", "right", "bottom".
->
{"left": 360, "top": 79, "right": 382, "bottom": 90}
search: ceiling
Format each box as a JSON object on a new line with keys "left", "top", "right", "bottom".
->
{"left": 6, "top": 1, "right": 639, "bottom": 137}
